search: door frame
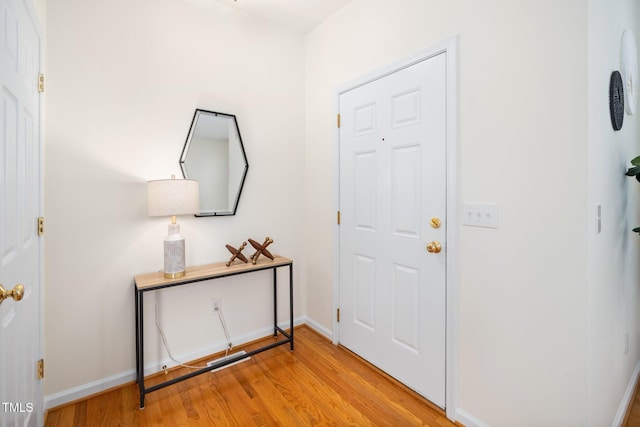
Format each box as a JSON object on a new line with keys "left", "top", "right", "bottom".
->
{"left": 33, "top": 0, "right": 45, "bottom": 419}
{"left": 333, "top": 36, "right": 458, "bottom": 421}
{"left": 26, "top": 0, "right": 46, "bottom": 422}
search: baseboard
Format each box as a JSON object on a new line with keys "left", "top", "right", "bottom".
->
{"left": 44, "top": 317, "right": 307, "bottom": 410}
{"left": 456, "top": 409, "right": 492, "bottom": 427}
{"left": 302, "top": 316, "right": 333, "bottom": 341}
{"left": 44, "top": 369, "right": 137, "bottom": 410}
{"left": 613, "top": 360, "right": 640, "bottom": 427}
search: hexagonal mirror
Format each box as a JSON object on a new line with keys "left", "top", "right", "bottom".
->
{"left": 180, "top": 109, "right": 249, "bottom": 216}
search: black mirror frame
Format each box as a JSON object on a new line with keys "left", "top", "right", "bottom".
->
{"left": 179, "top": 109, "right": 249, "bottom": 216}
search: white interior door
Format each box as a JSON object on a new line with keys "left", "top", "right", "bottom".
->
{"left": 339, "top": 53, "right": 447, "bottom": 407}
{"left": 0, "top": 0, "right": 43, "bottom": 425}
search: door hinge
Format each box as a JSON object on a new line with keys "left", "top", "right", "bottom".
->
{"left": 38, "top": 74, "right": 45, "bottom": 93}
{"left": 37, "top": 359, "right": 44, "bottom": 380}
{"left": 337, "top": 211, "right": 341, "bottom": 225}
{"left": 337, "top": 308, "right": 340, "bottom": 323}
{"left": 337, "top": 114, "right": 341, "bottom": 128}
{"left": 37, "top": 217, "right": 44, "bottom": 236}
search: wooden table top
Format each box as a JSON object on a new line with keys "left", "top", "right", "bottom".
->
{"left": 135, "top": 255, "right": 292, "bottom": 290}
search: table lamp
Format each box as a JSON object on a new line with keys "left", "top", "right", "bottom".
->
{"left": 147, "top": 176, "right": 200, "bottom": 278}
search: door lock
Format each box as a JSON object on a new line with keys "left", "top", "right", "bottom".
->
{"left": 426, "top": 241, "right": 442, "bottom": 254}
{"left": 430, "top": 218, "right": 441, "bottom": 229}
{"left": 0, "top": 283, "right": 24, "bottom": 305}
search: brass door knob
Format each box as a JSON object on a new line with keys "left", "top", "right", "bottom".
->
{"left": 426, "top": 241, "right": 442, "bottom": 253}
{"left": 0, "top": 283, "right": 24, "bottom": 305}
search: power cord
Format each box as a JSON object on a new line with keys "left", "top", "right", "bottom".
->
{"left": 154, "top": 294, "right": 234, "bottom": 372}
{"left": 215, "top": 304, "right": 233, "bottom": 359}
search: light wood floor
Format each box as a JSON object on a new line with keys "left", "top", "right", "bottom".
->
{"left": 45, "top": 326, "right": 458, "bottom": 426}
{"left": 625, "top": 379, "right": 640, "bottom": 427}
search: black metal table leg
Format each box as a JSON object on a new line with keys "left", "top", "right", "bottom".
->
{"left": 135, "top": 285, "right": 139, "bottom": 382}
{"left": 289, "top": 264, "right": 294, "bottom": 350}
{"left": 137, "top": 289, "right": 145, "bottom": 409}
{"left": 273, "top": 267, "right": 278, "bottom": 337}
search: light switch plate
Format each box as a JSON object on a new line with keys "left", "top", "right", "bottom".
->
{"left": 463, "top": 202, "right": 498, "bottom": 228}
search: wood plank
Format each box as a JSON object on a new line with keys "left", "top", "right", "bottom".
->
{"left": 45, "top": 325, "right": 457, "bottom": 427}
{"left": 135, "top": 255, "right": 292, "bottom": 290}
{"left": 624, "top": 377, "right": 640, "bottom": 427}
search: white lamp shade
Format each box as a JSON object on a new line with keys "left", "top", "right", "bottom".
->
{"left": 147, "top": 179, "right": 200, "bottom": 217}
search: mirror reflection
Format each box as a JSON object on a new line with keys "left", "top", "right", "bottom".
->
{"left": 180, "top": 109, "right": 249, "bottom": 216}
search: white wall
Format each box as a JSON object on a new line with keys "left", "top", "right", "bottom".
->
{"left": 305, "top": 1, "right": 594, "bottom": 426}
{"left": 587, "top": 1, "right": 640, "bottom": 425}
{"left": 45, "top": 0, "right": 305, "bottom": 398}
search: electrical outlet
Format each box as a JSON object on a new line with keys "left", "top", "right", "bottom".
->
{"left": 212, "top": 297, "right": 222, "bottom": 313}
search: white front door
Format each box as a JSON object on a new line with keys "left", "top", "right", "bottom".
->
{"left": 0, "top": 0, "right": 43, "bottom": 425}
{"left": 339, "top": 52, "right": 447, "bottom": 407}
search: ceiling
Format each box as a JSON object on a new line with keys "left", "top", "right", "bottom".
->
{"left": 224, "top": 0, "right": 353, "bottom": 34}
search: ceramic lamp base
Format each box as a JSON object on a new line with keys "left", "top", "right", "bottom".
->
{"left": 164, "top": 223, "right": 186, "bottom": 279}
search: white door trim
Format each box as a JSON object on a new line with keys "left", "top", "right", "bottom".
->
{"left": 27, "top": 0, "right": 46, "bottom": 422}
{"left": 333, "top": 35, "right": 458, "bottom": 421}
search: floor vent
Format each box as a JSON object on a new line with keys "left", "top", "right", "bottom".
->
{"left": 206, "top": 350, "right": 250, "bottom": 372}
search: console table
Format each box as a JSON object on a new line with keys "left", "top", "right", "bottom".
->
{"left": 134, "top": 255, "right": 293, "bottom": 409}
